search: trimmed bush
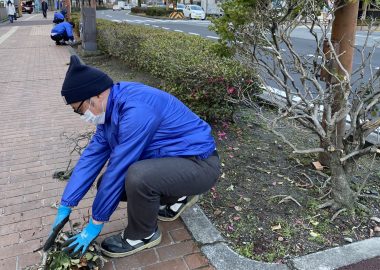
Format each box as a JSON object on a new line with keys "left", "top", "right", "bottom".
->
{"left": 96, "top": 19, "right": 259, "bottom": 122}
{"left": 131, "top": 6, "right": 147, "bottom": 13}
{"left": 145, "top": 7, "right": 174, "bottom": 16}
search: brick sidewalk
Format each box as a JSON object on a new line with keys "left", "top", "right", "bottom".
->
{"left": 0, "top": 12, "right": 213, "bottom": 270}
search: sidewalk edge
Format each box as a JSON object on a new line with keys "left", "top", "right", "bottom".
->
{"left": 182, "top": 205, "right": 380, "bottom": 270}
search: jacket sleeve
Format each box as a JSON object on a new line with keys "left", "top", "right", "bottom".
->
{"left": 61, "top": 125, "right": 111, "bottom": 207}
{"left": 91, "top": 103, "right": 161, "bottom": 222}
{"left": 65, "top": 24, "right": 74, "bottom": 40}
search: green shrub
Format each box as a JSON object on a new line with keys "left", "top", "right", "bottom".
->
{"left": 96, "top": 19, "right": 260, "bottom": 122}
{"left": 131, "top": 6, "right": 147, "bottom": 13}
{"left": 145, "top": 7, "right": 173, "bottom": 16}
{"left": 71, "top": 12, "right": 80, "bottom": 36}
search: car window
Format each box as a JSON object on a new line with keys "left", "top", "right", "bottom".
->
{"left": 191, "top": 5, "right": 202, "bottom": 10}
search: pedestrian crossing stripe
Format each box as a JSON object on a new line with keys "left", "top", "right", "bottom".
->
{"left": 169, "top": 11, "right": 184, "bottom": 19}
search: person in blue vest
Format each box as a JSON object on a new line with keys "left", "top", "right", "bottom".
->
{"left": 50, "top": 21, "right": 75, "bottom": 45}
{"left": 53, "top": 10, "right": 65, "bottom": 23}
{"left": 42, "top": 55, "right": 220, "bottom": 258}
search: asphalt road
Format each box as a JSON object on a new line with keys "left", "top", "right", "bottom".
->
{"left": 96, "top": 9, "right": 218, "bottom": 39}
{"left": 97, "top": 10, "right": 380, "bottom": 90}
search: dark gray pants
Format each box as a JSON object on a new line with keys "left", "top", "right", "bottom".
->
{"left": 99, "top": 152, "right": 220, "bottom": 240}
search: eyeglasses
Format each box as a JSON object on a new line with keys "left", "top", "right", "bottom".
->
{"left": 73, "top": 100, "right": 86, "bottom": 115}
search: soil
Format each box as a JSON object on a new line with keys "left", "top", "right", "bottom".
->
{"left": 79, "top": 52, "right": 380, "bottom": 264}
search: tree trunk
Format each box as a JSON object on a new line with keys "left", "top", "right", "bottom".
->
{"left": 319, "top": 0, "right": 359, "bottom": 166}
{"left": 330, "top": 152, "right": 356, "bottom": 208}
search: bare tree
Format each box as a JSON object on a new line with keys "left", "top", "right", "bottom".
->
{"left": 213, "top": 0, "right": 380, "bottom": 211}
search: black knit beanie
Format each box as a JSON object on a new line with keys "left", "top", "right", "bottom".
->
{"left": 61, "top": 55, "right": 113, "bottom": 104}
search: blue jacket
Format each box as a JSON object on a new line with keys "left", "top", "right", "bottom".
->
{"left": 61, "top": 82, "right": 216, "bottom": 221}
{"left": 51, "top": 22, "right": 73, "bottom": 40}
{"left": 54, "top": 11, "right": 64, "bottom": 21}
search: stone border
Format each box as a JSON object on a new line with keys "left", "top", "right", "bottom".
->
{"left": 182, "top": 205, "right": 380, "bottom": 270}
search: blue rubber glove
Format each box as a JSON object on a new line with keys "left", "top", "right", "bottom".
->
{"left": 43, "top": 205, "right": 72, "bottom": 251}
{"left": 62, "top": 218, "right": 104, "bottom": 258}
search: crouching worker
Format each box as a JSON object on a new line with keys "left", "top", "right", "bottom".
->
{"left": 53, "top": 11, "right": 65, "bottom": 23}
{"left": 42, "top": 55, "right": 221, "bottom": 258}
{"left": 50, "top": 21, "right": 75, "bottom": 45}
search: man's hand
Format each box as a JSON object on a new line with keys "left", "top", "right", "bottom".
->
{"left": 62, "top": 218, "right": 104, "bottom": 258}
{"left": 43, "top": 205, "right": 72, "bottom": 251}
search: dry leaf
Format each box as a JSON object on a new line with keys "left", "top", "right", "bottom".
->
{"left": 309, "top": 231, "right": 320, "bottom": 237}
{"left": 226, "top": 185, "right": 234, "bottom": 191}
{"left": 312, "top": 161, "right": 324, "bottom": 171}
{"left": 234, "top": 206, "right": 242, "bottom": 211}
{"left": 370, "top": 217, "right": 380, "bottom": 223}
{"left": 271, "top": 224, "right": 281, "bottom": 231}
{"left": 278, "top": 236, "right": 284, "bottom": 242}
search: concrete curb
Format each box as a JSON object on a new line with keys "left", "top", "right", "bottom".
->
{"left": 182, "top": 204, "right": 380, "bottom": 270}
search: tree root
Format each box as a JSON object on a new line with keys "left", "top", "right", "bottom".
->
{"left": 318, "top": 200, "right": 334, "bottom": 209}
{"left": 271, "top": 195, "right": 302, "bottom": 207}
{"left": 331, "top": 208, "right": 346, "bottom": 222}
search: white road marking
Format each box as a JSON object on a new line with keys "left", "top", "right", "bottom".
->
{"left": 189, "top": 32, "right": 200, "bottom": 36}
{"left": 23, "top": 14, "right": 39, "bottom": 21}
{"left": 207, "top": 36, "right": 219, "bottom": 39}
{"left": 0, "top": 26, "right": 19, "bottom": 45}
{"left": 174, "top": 29, "right": 183, "bottom": 32}
{"left": 144, "top": 23, "right": 150, "bottom": 26}
{"left": 152, "top": 25, "right": 159, "bottom": 28}
{"left": 162, "top": 27, "right": 170, "bottom": 30}
{"left": 106, "top": 15, "right": 112, "bottom": 17}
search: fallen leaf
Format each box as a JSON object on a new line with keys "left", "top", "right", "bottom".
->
{"left": 312, "top": 161, "right": 324, "bottom": 171}
{"left": 226, "top": 184, "right": 234, "bottom": 191}
{"left": 271, "top": 224, "right": 282, "bottom": 231}
{"left": 370, "top": 217, "right": 380, "bottom": 223}
{"left": 234, "top": 206, "right": 242, "bottom": 211}
{"left": 278, "top": 236, "right": 284, "bottom": 242}
{"left": 344, "top": 237, "right": 353, "bottom": 243}
{"left": 221, "top": 173, "right": 226, "bottom": 179}
{"left": 214, "top": 209, "right": 222, "bottom": 216}
{"left": 309, "top": 231, "right": 320, "bottom": 238}
{"left": 233, "top": 216, "right": 241, "bottom": 221}
{"left": 310, "top": 220, "right": 319, "bottom": 226}
{"left": 243, "top": 197, "right": 251, "bottom": 202}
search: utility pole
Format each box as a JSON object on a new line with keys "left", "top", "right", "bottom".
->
{"left": 80, "top": 0, "right": 97, "bottom": 51}
{"left": 319, "top": 0, "right": 359, "bottom": 165}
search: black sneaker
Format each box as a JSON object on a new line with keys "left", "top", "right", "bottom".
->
{"left": 100, "top": 228, "right": 161, "bottom": 258}
{"left": 158, "top": 195, "right": 199, "bottom": 222}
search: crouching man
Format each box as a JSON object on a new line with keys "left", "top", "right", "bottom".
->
{"left": 42, "top": 55, "right": 221, "bottom": 258}
{"left": 50, "top": 21, "right": 74, "bottom": 45}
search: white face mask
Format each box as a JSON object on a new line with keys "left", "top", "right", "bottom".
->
{"left": 81, "top": 99, "right": 106, "bottom": 125}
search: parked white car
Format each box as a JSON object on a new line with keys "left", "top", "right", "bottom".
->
{"left": 112, "top": 5, "right": 121, "bottom": 10}
{"left": 183, "top": 5, "right": 206, "bottom": 20}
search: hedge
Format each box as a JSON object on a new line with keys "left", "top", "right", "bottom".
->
{"left": 74, "top": 18, "right": 260, "bottom": 122}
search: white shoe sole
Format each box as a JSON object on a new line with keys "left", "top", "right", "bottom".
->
{"left": 158, "top": 195, "right": 200, "bottom": 222}
{"left": 100, "top": 233, "right": 162, "bottom": 258}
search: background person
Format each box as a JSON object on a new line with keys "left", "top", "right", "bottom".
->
{"left": 41, "top": 0, "right": 48, "bottom": 19}
{"left": 50, "top": 21, "right": 75, "bottom": 45}
{"left": 42, "top": 55, "right": 220, "bottom": 258}
{"left": 7, "top": 1, "right": 15, "bottom": 23}
{"left": 53, "top": 11, "right": 65, "bottom": 23}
